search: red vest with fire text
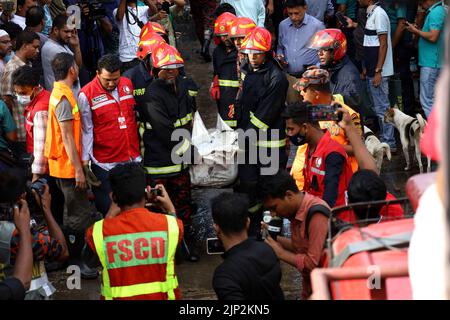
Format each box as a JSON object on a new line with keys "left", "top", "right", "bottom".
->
{"left": 80, "top": 77, "right": 140, "bottom": 163}
{"left": 87, "top": 208, "right": 183, "bottom": 300}
{"left": 304, "top": 131, "right": 353, "bottom": 213}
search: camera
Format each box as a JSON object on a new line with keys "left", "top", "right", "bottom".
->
{"left": 30, "top": 178, "right": 47, "bottom": 196}
{"left": 156, "top": 1, "right": 171, "bottom": 14}
{"left": 80, "top": 0, "right": 107, "bottom": 21}
{"left": 0, "top": 203, "right": 15, "bottom": 221}
{"left": 206, "top": 237, "right": 225, "bottom": 255}
{"left": 144, "top": 187, "right": 163, "bottom": 207}
{"left": 148, "top": 187, "right": 162, "bottom": 198}
{"left": 308, "top": 104, "right": 342, "bottom": 122}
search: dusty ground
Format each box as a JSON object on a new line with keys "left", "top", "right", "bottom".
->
{"left": 47, "top": 13, "right": 432, "bottom": 300}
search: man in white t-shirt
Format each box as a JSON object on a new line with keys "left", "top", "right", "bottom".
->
{"left": 114, "top": 0, "right": 150, "bottom": 72}
{"left": 349, "top": 0, "right": 396, "bottom": 150}
{"left": 9, "top": 0, "right": 38, "bottom": 30}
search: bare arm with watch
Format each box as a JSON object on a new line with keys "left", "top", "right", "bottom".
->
{"left": 372, "top": 33, "right": 388, "bottom": 88}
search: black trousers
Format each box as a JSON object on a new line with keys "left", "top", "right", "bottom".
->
{"left": 394, "top": 42, "right": 416, "bottom": 117}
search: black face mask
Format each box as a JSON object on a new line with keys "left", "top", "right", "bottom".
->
{"left": 289, "top": 133, "right": 306, "bottom": 146}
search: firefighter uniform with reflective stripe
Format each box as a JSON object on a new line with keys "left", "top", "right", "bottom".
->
{"left": 86, "top": 208, "right": 184, "bottom": 300}
{"left": 212, "top": 44, "right": 239, "bottom": 128}
{"left": 141, "top": 76, "right": 197, "bottom": 178}
{"left": 44, "top": 82, "right": 81, "bottom": 179}
{"left": 79, "top": 76, "right": 141, "bottom": 163}
{"left": 236, "top": 57, "right": 289, "bottom": 205}
{"left": 237, "top": 58, "right": 288, "bottom": 148}
{"left": 304, "top": 131, "right": 353, "bottom": 213}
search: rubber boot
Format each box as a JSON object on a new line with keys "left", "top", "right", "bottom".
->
{"left": 64, "top": 229, "right": 99, "bottom": 280}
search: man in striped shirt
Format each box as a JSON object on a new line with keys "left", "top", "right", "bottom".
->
{"left": 12, "top": 65, "right": 50, "bottom": 181}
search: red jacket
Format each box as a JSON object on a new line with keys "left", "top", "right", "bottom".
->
{"left": 340, "top": 192, "right": 405, "bottom": 223}
{"left": 86, "top": 208, "right": 184, "bottom": 300}
{"left": 24, "top": 89, "right": 50, "bottom": 153}
{"left": 80, "top": 77, "right": 140, "bottom": 163}
{"left": 304, "top": 131, "right": 353, "bottom": 212}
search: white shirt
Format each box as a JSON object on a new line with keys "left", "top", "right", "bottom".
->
{"left": 114, "top": 6, "right": 149, "bottom": 62}
{"left": 363, "top": 4, "right": 394, "bottom": 77}
{"left": 11, "top": 14, "right": 26, "bottom": 29}
{"left": 409, "top": 184, "right": 448, "bottom": 299}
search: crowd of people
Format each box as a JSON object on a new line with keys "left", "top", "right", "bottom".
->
{"left": 0, "top": 0, "right": 448, "bottom": 300}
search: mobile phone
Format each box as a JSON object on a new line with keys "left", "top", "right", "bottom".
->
{"left": 335, "top": 12, "right": 349, "bottom": 28}
{"left": 206, "top": 238, "right": 225, "bottom": 255}
{"left": 308, "top": 104, "right": 341, "bottom": 122}
{"left": 144, "top": 186, "right": 162, "bottom": 203}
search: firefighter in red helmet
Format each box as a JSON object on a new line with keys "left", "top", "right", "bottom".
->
{"left": 210, "top": 12, "right": 239, "bottom": 128}
{"left": 228, "top": 17, "right": 257, "bottom": 89}
{"left": 140, "top": 43, "right": 200, "bottom": 262}
{"left": 309, "top": 29, "right": 362, "bottom": 108}
{"left": 235, "top": 27, "right": 289, "bottom": 231}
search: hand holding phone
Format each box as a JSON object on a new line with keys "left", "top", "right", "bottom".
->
{"left": 335, "top": 12, "right": 350, "bottom": 28}
{"left": 206, "top": 238, "right": 225, "bottom": 255}
{"left": 308, "top": 104, "right": 342, "bottom": 122}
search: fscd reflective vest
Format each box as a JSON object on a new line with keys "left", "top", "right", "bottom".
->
{"left": 24, "top": 89, "right": 50, "bottom": 154}
{"left": 44, "top": 82, "right": 81, "bottom": 179}
{"left": 304, "top": 131, "right": 353, "bottom": 211}
{"left": 91, "top": 208, "right": 181, "bottom": 300}
{"left": 80, "top": 77, "right": 140, "bottom": 163}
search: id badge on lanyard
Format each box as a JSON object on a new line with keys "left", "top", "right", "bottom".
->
{"left": 118, "top": 115, "right": 127, "bottom": 129}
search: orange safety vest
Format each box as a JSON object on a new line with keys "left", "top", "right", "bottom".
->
{"left": 90, "top": 208, "right": 182, "bottom": 300}
{"left": 44, "top": 82, "right": 81, "bottom": 179}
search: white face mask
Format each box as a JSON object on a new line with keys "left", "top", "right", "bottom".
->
{"left": 16, "top": 94, "right": 31, "bottom": 106}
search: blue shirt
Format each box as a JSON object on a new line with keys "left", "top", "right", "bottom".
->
{"left": 0, "top": 99, "right": 16, "bottom": 151}
{"left": 419, "top": 1, "right": 447, "bottom": 68}
{"left": 306, "top": 0, "right": 334, "bottom": 22}
{"left": 42, "top": 5, "right": 52, "bottom": 37}
{"left": 220, "top": 0, "right": 266, "bottom": 27}
{"left": 277, "top": 14, "right": 324, "bottom": 75}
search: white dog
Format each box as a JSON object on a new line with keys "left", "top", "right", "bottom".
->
{"left": 384, "top": 107, "right": 431, "bottom": 173}
{"left": 363, "top": 126, "right": 391, "bottom": 172}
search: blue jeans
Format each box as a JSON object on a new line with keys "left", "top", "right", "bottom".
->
{"left": 367, "top": 76, "right": 396, "bottom": 148}
{"left": 420, "top": 67, "right": 440, "bottom": 118}
{"left": 91, "top": 163, "right": 112, "bottom": 216}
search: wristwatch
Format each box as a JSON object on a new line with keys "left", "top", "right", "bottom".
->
{"left": 375, "top": 68, "right": 383, "bottom": 73}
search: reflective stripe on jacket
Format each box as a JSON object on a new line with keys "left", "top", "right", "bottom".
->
{"left": 80, "top": 76, "right": 141, "bottom": 163}
{"left": 213, "top": 45, "right": 239, "bottom": 127}
{"left": 91, "top": 208, "right": 182, "bottom": 300}
{"left": 141, "top": 76, "right": 197, "bottom": 178}
{"left": 304, "top": 131, "right": 353, "bottom": 212}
